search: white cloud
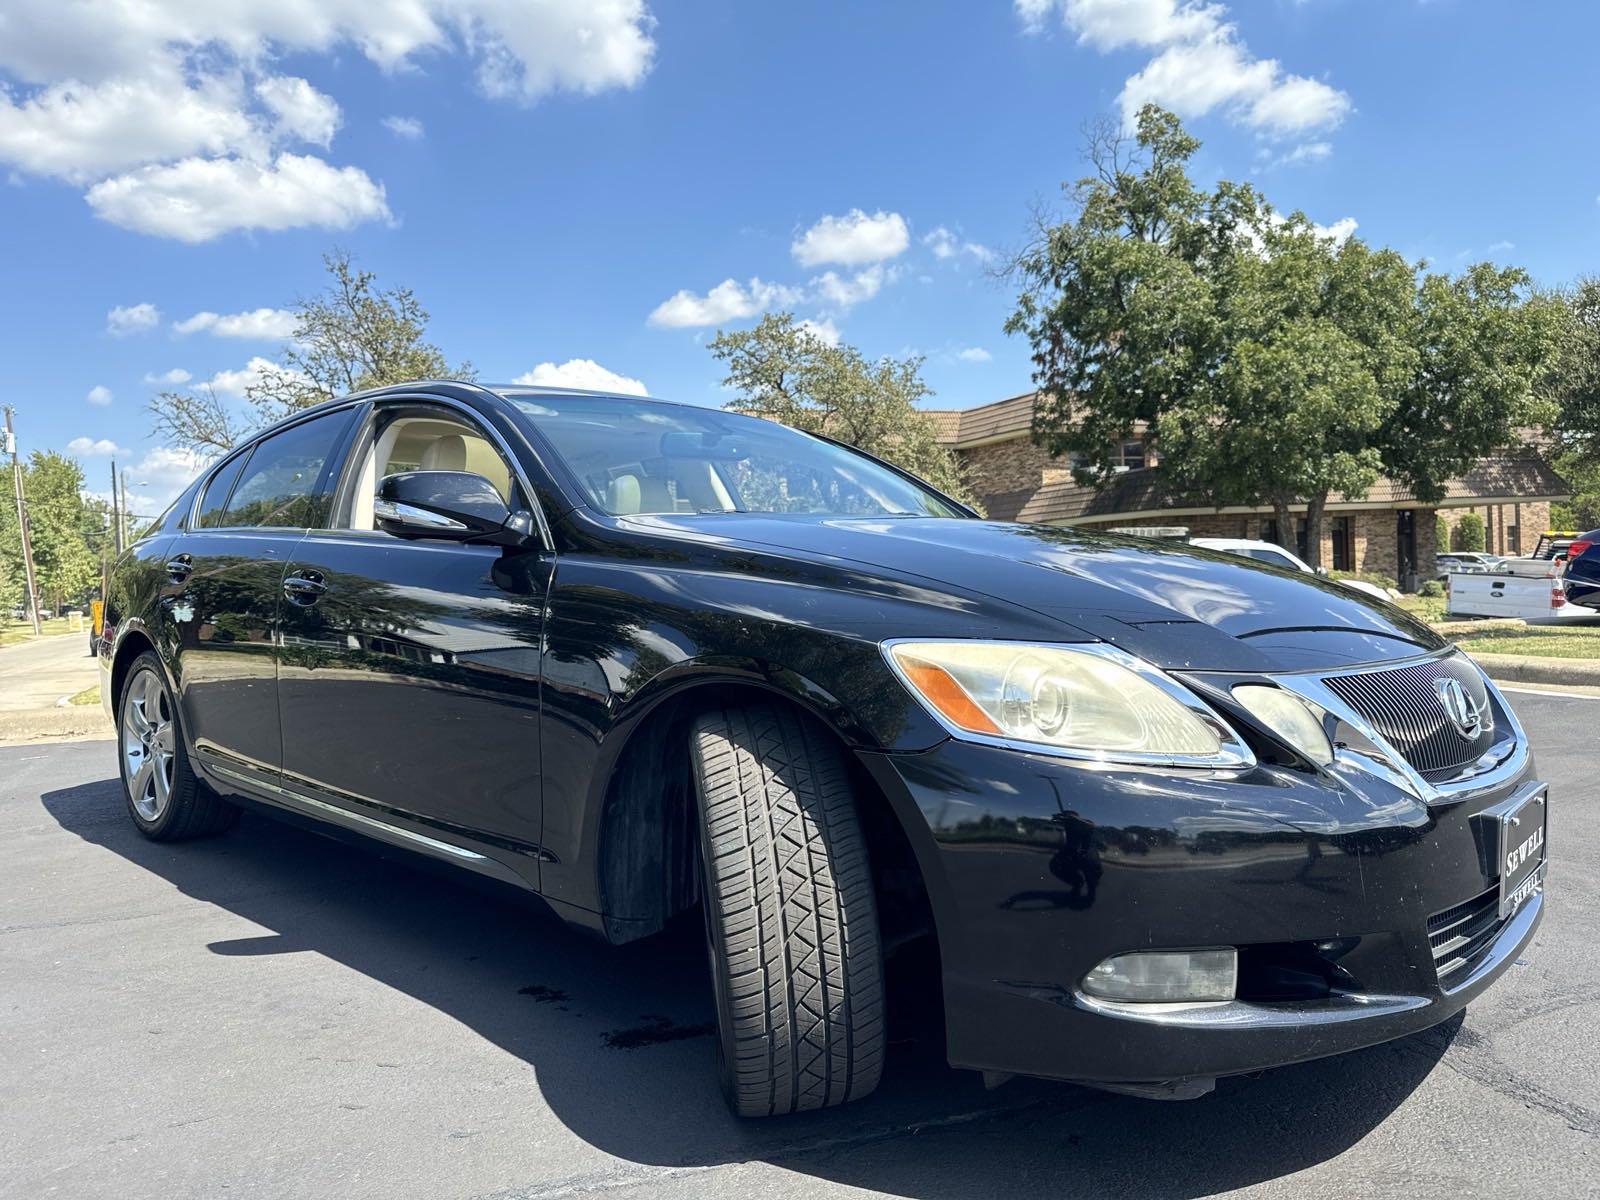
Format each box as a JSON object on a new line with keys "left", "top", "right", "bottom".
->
{"left": 86, "top": 153, "right": 390, "bottom": 242}
{"left": 648, "top": 277, "right": 803, "bottom": 328}
{"left": 382, "top": 115, "right": 425, "bottom": 139}
{"left": 143, "top": 367, "right": 192, "bottom": 385}
{"left": 956, "top": 346, "right": 992, "bottom": 363}
{"left": 0, "top": 69, "right": 256, "bottom": 182}
{"left": 796, "top": 317, "right": 840, "bottom": 347}
{"left": 174, "top": 307, "right": 298, "bottom": 339}
{"left": 106, "top": 302, "right": 160, "bottom": 336}
{"left": 1265, "top": 140, "right": 1331, "bottom": 168}
{"left": 0, "top": 1, "right": 655, "bottom": 239}
{"left": 254, "top": 76, "right": 341, "bottom": 148}
{"left": 811, "top": 265, "right": 885, "bottom": 311}
{"left": 791, "top": 209, "right": 909, "bottom": 267}
{"left": 1487, "top": 240, "right": 1515, "bottom": 254}
{"left": 86, "top": 385, "right": 113, "bottom": 406}
{"left": 104, "top": 446, "right": 213, "bottom": 512}
{"left": 1312, "top": 216, "right": 1357, "bottom": 245}
{"left": 1020, "top": 0, "right": 1350, "bottom": 137}
{"left": 67, "top": 436, "right": 129, "bottom": 457}
{"left": 923, "top": 226, "right": 994, "bottom": 263}
{"left": 514, "top": 358, "right": 648, "bottom": 395}
{"left": 200, "top": 356, "right": 296, "bottom": 397}
{"left": 1019, "top": 0, "right": 1219, "bottom": 47}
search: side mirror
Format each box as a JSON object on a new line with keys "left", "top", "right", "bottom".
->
{"left": 375, "top": 471, "right": 534, "bottom": 545}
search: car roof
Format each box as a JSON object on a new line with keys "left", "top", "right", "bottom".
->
{"left": 1191, "top": 537, "right": 1296, "bottom": 553}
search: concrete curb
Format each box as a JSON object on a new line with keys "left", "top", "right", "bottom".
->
{"left": 0, "top": 707, "right": 112, "bottom": 745}
{"left": 1467, "top": 651, "right": 1600, "bottom": 687}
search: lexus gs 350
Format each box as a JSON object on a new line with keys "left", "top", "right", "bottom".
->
{"left": 100, "top": 381, "right": 1547, "bottom": 1115}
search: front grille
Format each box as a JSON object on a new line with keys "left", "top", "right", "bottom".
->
{"left": 1322, "top": 654, "right": 1495, "bottom": 776}
{"left": 1427, "top": 886, "right": 1505, "bottom": 985}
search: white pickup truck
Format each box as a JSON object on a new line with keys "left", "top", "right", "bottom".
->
{"left": 1445, "top": 568, "right": 1573, "bottom": 620}
{"left": 1444, "top": 533, "right": 1588, "bottom": 621}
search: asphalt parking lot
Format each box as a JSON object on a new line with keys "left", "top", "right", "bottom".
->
{"left": 2, "top": 689, "right": 1596, "bottom": 1200}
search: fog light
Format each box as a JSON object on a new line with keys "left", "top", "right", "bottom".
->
{"left": 1081, "top": 949, "right": 1238, "bottom": 1002}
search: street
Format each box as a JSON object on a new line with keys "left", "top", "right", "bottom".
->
{"left": 1, "top": 690, "right": 1595, "bottom": 1200}
{"left": 0, "top": 631, "right": 96, "bottom": 712}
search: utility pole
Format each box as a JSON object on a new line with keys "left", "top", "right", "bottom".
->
{"left": 110, "top": 459, "right": 122, "bottom": 554}
{"left": 3, "top": 405, "right": 43, "bottom": 636}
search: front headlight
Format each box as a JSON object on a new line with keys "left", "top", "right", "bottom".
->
{"left": 883, "top": 640, "right": 1253, "bottom": 767}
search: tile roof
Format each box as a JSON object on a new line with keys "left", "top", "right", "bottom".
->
{"left": 983, "top": 452, "right": 1570, "bottom": 525}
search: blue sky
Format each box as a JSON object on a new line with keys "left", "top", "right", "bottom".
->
{"left": 2, "top": 0, "right": 1599, "bottom": 511}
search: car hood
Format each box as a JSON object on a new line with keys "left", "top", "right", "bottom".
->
{"left": 626, "top": 514, "right": 1445, "bottom": 672}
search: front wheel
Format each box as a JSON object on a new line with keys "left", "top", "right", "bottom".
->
{"left": 118, "top": 652, "right": 236, "bottom": 841}
{"left": 690, "top": 703, "right": 885, "bottom": 1117}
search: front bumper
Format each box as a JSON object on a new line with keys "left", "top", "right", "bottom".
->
{"left": 858, "top": 732, "right": 1545, "bottom": 1092}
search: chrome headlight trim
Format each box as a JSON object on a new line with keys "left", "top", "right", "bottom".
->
{"left": 881, "top": 639, "right": 1256, "bottom": 770}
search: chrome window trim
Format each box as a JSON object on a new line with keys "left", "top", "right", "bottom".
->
{"left": 880, "top": 638, "right": 1257, "bottom": 770}
{"left": 1263, "top": 647, "right": 1529, "bottom": 806}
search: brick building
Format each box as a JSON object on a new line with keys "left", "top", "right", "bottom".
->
{"left": 928, "top": 392, "right": 1570, "bottom": 586}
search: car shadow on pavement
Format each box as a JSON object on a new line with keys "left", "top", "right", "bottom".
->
{"left": 43, "top": 776, "right": 1459, "bottom": 1200}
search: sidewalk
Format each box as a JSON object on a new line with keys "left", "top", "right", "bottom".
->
{"left": 0, "top": 632, "right": 109, "bottom": 744}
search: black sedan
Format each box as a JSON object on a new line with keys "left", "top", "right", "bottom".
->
{"left": 99, "top": 382, "right": 1547, "bottom": 1115}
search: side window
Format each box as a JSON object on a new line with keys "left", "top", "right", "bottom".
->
{"left": 194, "top": 452, "right": 249, "bottom": 528}
{"left": 223, "top": 410, "right": 352, "bottom": 529}
{"left": 347, "top": 410, "right": 516, "bottom": 530}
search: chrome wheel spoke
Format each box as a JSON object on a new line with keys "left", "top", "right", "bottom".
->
{"left": 130, "top": 754, "right": 155, "bottom": 810}
{"left": 151, "top": 752, "right": 171, "bottom": 812}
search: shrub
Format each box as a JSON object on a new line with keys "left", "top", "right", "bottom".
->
{"left": 1436, "top": 513, "right": 1450, "bottom": 554}
{"left": 1419, "top": 579, "right": 1445, "bottom": 598}
{"left": 1455, "top": 512, "right": 1486, "bottom": 552}
{"left": 1330, "top": 569, "right": 1399, "bottom": 590}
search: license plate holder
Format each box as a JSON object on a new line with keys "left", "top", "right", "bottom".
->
{"left": 1493, "top": 786, "right": 1547, "bottom": 920}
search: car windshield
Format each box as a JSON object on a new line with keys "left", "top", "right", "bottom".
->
{"left": 503, "top": 393, "right": 965, "bottom": 518}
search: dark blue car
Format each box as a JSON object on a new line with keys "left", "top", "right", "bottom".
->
{"left": 1563, "top": 528, "right": 1600, "bottom": 608}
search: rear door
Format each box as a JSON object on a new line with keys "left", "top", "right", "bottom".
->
{"left": 273, "top": 399, "right": 552, "bottom": 886}
{"left": 165, "top": 407, "right": 359, "bottom": 793}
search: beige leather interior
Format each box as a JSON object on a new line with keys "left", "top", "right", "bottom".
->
{"left": 349, "top": 416, "right": 515, "bottom": 529}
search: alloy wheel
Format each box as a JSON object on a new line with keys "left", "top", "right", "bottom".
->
{"left": 122, "top": 668, "right": 175, "bottom": 821}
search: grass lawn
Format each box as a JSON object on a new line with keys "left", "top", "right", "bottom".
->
{"left": 0, "top": 617, "right": 78, "bottom": 647}
{"left": 1449, "top": 625, "right": 1600, "bottom": 660}
{"left": 1394, "top": 593, "right": 1448, "bottom": 624}
{"left": 67, "top": 684, "right": 101, "bottom": 706}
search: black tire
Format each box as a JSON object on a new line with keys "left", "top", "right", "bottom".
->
{"left": 117, "top": 651, "right": 237, "bottom": 842}
{"left": 690, "top": 703, "right": 885, "bottom": 1117}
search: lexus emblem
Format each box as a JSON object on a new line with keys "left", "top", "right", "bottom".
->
{"left": 1436, "top": 677, "right": 1485, "bottom": 739}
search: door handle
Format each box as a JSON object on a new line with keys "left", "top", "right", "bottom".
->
{"left": 282, "top": 571, "right": 327, "bottom": 605}
{"left": 165, "top": 554, "right": 193, "bottom": 582}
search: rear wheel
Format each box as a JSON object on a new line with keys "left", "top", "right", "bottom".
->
{"left": 690, "top": 703, "right": 885, "bottom": 1117}
{"left": 118, "top": 652, "right": 236, "bottom": 841}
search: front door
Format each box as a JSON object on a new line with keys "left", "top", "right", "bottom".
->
{"left": 274, "top": 403, "right": 551, "bottom": 886}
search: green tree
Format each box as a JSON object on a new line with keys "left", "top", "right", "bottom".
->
{"left": 1006, "top": 105, "right": 1557, "bottom": 566}
{"left": 1455, "top": 511, "right": 1486, "bottom": 552}
{"left": 708, "top": 312, "right": 977, "bottom": 507}
{"left": 1436, "top": 512, "right": 1451, "bottom": 555}
{"left": 1379, "top": 264, "right": 1561, "bottom": 506}
{"left": 149, "top": 251, "right": 475, "bottom": 453}
{"left": 1543, "top": 277, "right": 1600, "bottom": 467}
{"left": 0, "top": 452, "right": 106, "bottom": 613}
{"left": 1541, "top": 278, "right": 1600, "bottom": 527}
